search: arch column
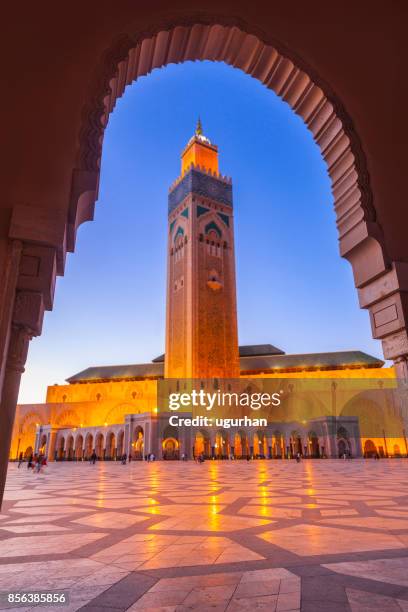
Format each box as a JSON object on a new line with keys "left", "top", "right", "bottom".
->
{"left": 34, "top": 428, "right": 40, "bottom": 455}
{"left": 0, "top": 290, "right": 44, "bottom": 507}
{"left": 247, "top": 431, "right": 254, "bottom": 458}
{"left": 357, "top": 262, "right": 408, "bottom": 380}
{"left": 47, "top": 429, "right": 58, "bottom": 461}
{"left": 124, "top": 421, "right": 131, "bottom": 456}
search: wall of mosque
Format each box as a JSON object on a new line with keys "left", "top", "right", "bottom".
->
{"left": 12, "top": 366, "right": 406, "bottom": 460}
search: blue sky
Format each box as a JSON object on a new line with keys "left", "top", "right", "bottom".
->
{"left": 18, "top": 61, "right": 384, "bottom": 403}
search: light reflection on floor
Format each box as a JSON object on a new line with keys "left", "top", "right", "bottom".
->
{"left": 1, "top": 459, "right": 408, "bottom": 610}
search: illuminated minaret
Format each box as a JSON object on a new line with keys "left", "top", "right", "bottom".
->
{"left": 165, "top": 120, "right": 240, "bottom": 379}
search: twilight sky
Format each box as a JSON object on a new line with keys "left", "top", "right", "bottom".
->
{"left": 18, "top": 61, "right": 385, "bottom": 404}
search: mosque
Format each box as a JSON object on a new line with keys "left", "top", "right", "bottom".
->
{"left": 10, "top": 123, "right": 406, "bottom": 462}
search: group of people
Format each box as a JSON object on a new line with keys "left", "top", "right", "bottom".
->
{"left": 18, "top": 452, "right": 47, "bottom": 473}
{"left": 119, "top": 453, "right": 156, "bottom": 464}
{"left": 86, "top": 452, "right": 159, "bottom": 464}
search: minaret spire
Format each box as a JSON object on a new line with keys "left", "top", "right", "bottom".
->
{"left": 180, "top": 119, "right": 219, "bottom": 176}
{"left": 195, "top": 117, "right": 203, "bottom": 136}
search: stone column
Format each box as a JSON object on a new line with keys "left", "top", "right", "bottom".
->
{"left": 0, "top": 291, "right": 44, "bottom": 507}
{"left": 128, "top": 417, "right": 134, "bottom": 457}
{"left": 394, "top": 356, "right": 408, "bottom": 380}
{"left": 34, "top": 427, "right": 41, "bottom": 454}
{"left": 124, "top": 422, "right": 130, "bottom": 456}
{"left": 47, "top": 430, "right": 58, "bottom": 461}
{"left": 144, "top": 421, "right": 150, "bottom": 457}
{"left": 356, "top": 262, "right": 408, "bottom": 381}
{"left": 0, "top": 241, "right": 22, "bottom": 396}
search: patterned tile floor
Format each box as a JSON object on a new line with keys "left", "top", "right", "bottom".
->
{"left": 1, "top": 460, "right": 408, "bottom": 611}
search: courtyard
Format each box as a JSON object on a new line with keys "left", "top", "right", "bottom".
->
{"left": 0, "top": 460, "right": 408, "bottom": 611}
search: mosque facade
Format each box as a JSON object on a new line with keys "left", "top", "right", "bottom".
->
{"left": 10, "top": 124, "right": 406, "bottom": 462}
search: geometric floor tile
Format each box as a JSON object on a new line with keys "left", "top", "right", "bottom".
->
{"left": 346, "top": 588, "right": 404, "bottom": 612}
{"left": 2, "top": 460, "right": 408, "bottom": 611}
{"left": 319, "top": 516, "right": 408, "bottom": 530}
{"left": 259, "top": 523, "right": 406, "bottom": 555}
{"left": 72, "top": 512, "right": 150, "bottom": 529}
{"left": 127, "top": 567, "right": 301, "bottom": 611}
{"left": 324, "top": 557, "right": 408, "bottom": 587}
{"left": 0, "top": 532, "right": 107, "bottom": 557}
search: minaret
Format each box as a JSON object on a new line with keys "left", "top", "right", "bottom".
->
{"left": 165, "top": 121, "right": 240, "bottom": 379}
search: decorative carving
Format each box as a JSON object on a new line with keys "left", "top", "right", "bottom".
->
{"left": 70, "top": 14, "right": 407, "bottom": 371}
{"left": 78, "top": 34, "right": 136, "bottom": 171}
{"left": 169, "top": 169, "right": 233, "bottom": 212}
{"left": 12, "top": 291, "right": 44, "bottom": 337}
{"left": 76, "top": 17, "right": 379, "bottom": 236}
{"left": 6, "top": 325, "right": 30, "bottom": 375}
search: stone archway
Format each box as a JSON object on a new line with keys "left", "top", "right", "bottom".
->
{"left": 57, "top": 436, "right": 65, "bottom": 461}
{"left": 364, "top": 439, "right": 378, "bottom": 458}
{"left": 194, "top": 430, "right": 211, "bottom": 459}
{"left": 66, "top": 435, "right": 74, "bottom": 460}
{"left": 75, "top": 434, "right": 84, "bottom": 460}
{"left": 95, "top": 433, "right": 104, "bottom": 459}
{"left": 308, "top": 431, "right": 320, "bottom": 458}
{"left": 162, "top": 424, "right": 179, "bottom": 460}
{"left": 132, "top": 426, "right": 144, "bottom": 460}
{"left": 215, "top": 429, "right": 229, "bottom": 459}
{"left": 105, "top": 431, "right": 116, "bottom": 460}
{"left": 69, "top": 21, "right": 408, "bottom": 379}
{"left": 254, "top": 430, "right": 268, "bottom": 458}
{"left": 162, "top": 437, "right": 179, "bottom": 460}
{"left": 234, "top": 430, "right": 249, "bottom": 459}
{"left": 1, "top": 16, "right": 407, "bottom": 509}
{"left": 290, "top": 431, "right": 303, "bottom": 457}
{"left": 39, "top": 434, "right": 47, "bottom": 455}
{"left": 272, "top": 431, "right": 283, "bottom": 459}
{"left": 84, "top": 433, "right": 93, "bottom": 460}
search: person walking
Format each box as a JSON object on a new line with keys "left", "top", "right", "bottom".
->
{"left": 17, "top": 452, "right": 24, "bottom": 468}
{"left": 27, "top": 454, "right": 33, "bottom": 470}
{"left": 121, "top": 453, "right": 127, "bottom": 465}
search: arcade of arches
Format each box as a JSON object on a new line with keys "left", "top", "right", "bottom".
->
{"left": 11, "top": 366, "right": 407, "bottom": 464}
{"left": 1, "top": 3, "right": 408, "bottom": 507}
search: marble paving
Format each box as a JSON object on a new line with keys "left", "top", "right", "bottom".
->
{"left": 1, "top": 460, "right": 408, "bottom": 610}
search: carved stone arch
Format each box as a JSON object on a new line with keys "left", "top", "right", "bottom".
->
{"left": 74, "top": 433, "right": 84, "bottom": 459}
{"left": 104, "top": 403, "right": 135, "bottom": 425}
{"left": 20, "top": 411, "right": 44, "bottom": 432}
{"left": 173, "top": 226, "right": 185, "bottom": 244}
{"left": 94, "top": 431, "right": 105, "bottom": 458}
{"left": 74, "top": 19, "right": 383, "bottom": 256}
{"left": 68, "top": 16, "right": 408, "bottom": 372}
{"left": 55, "top": 410, "right": 80, "bottom": 427}
{"left": 105, "top": 430, "right": 116, "bottom": 459}
{"left": 84, "top": 432, "right": 94, "bottom": 458}
{"left": 204, "top": 221, "right": 222, "bottom": 239}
